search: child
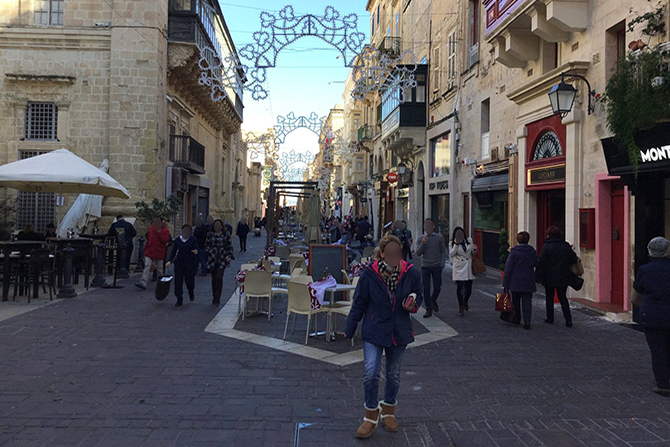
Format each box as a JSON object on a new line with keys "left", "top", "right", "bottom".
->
{"left": 165, "top": 224, "right": 199, "bottom": 307}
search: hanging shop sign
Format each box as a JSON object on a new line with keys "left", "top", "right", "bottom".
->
{"left": 601, "top": 122, "right": 670, "bottom": 177}
{"left": 526, "top": 164, "right": 566, "bottom": 187}
{"left": 387, "top": 172, "right": 399, "bottom": 183}
{"left": 428, "top": 180, "right": 449, "bottom": 191}
{"left": 397, "top": 187, "right": 410, "bottom": 199}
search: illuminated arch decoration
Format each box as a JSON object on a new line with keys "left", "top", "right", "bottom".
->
{"left": 243, "top": 131, "right": 278, "bottom": 165}
{"left": 274, "top": 112, "right": 325, "bottom": 147}
{"left": 239, "top": 5, "right": 366, "bottom": 69}
{"left": 276, "top": 150, "right": 315, "bottom": 182}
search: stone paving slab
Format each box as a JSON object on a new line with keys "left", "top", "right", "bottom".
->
{"left": 1, "top": 234, "right": 669, "bottom": 446}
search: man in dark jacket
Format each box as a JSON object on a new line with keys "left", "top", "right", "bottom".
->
{"left": 535, "top": 226, "right": 577, "bottom": 327}
{"left": 165, "top": 224, "right": 199, "bottom": 307}
{"left": 193, "top": 216, "right": 209, "bottom": 275}
{"left": 357, "top": 215, "right": 372, "bottom": 244}
{"left": 108, "top": 214, "right": 137, "bottom": 271}
{"left": 634, "top": 236, "right": 670, "bottom": 396}
{"left": 503, "top": 231, "right": 538, "bottom": 329}
{"left": 236, "top": 218, "right": 250, "bottom": 252}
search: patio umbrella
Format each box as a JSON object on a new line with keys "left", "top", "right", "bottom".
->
{"left": 56, "top": 159, "right": 109, "bottom": 237}
{"left": 306, "top": 190, "right": 321, "bottom": 244}
{"left": 0, "top": 149, "right": 130, "bottom": 199}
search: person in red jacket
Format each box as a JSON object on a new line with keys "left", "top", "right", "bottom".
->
{"left": 135, "top": 217, "right": 171, "bottom": 290}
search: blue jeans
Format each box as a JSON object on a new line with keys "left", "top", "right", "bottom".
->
{"left": 198, "top": 248, "right": 207, "bottom": 274}
{"left": 421, "top": 266, "right": 443, "bottom": 311}
{"left": 363, "top": 341, "right": 406, "bottom": 409}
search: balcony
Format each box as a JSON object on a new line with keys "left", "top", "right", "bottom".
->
{"left": 484, "top": 0, "right": 587, "bottom": 68}
{"left": 358, "top": 124, "right": 374, "bottom": 142}
{"left": 378, "top": 37, "right": 401, "bottom": 56}
{"left": 169, "top": 135, "right": 205, "bottom": 174}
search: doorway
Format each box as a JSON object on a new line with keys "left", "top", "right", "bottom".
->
{"left": 610, "top": 181, "right": 625, "bottom": 306}
{"left": 536, "top": 189, "right": 565, "bottom": 251}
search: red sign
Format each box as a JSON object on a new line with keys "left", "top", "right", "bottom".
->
{"left": 337, "top": 200, "right": 342, "bottom": 206}
{"left": 387, "top": 172, "right": 398, "bottom": 183}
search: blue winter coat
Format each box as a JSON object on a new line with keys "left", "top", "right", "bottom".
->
{"left": 503, "top": 244, "right": 538, "bottom": 293}
{"left": 634, "top": 258, "right": 670, "bottom": 329}
{"left": 345, "top": 259, "right": 423, "bottom": 347}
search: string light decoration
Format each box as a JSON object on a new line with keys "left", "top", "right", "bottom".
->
{"left": 350, "top": 45, "right": 418, "bottom": 102}
{"left": 243, "top": 130, "right": 278, "bottom": 165}
{"left": 274, "top": 112, "right": 325, "bottom": 146}
{"left": 275, "top": 150, "right": 315, "bottom": 182}
{"left": 194, "top": 5, "right": 416, "bottom": 104}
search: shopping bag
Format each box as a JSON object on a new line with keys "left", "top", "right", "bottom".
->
{"left": 570, "top": 257, "right": 585, "bottom": 277}
{"left": 569, "top": 274, "right": 584, "bottom": 291}
{"left": 495, "top": 290, "right": 513, "bottom": 312}
{"left": 155, "top": 275, "right": 173, "bottom": 301}
{"left": 472, "top": 257, "right": 487, "bottom": 275}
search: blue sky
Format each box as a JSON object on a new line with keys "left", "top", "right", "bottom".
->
{"left": 220, "top": 1, "right": 369, "bottom": 156}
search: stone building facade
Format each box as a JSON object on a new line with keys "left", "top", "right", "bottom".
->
{"left": 0, "top": 0, "right": 252, "bottom": 234}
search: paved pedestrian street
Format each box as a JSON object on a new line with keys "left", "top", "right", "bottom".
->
{"left": 1, "top": 236, "right": 669, "bottom": 447}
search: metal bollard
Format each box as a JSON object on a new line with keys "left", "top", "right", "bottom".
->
{"left": 57, "top": 245, "right": 77, "bottom": 298}
{"left": 117, "top": 243, "right": 129, "bottom": 279}
{"left": 134, "top": 237, "right": 146, "bottom": 273}
{"left": 91, "top": 241, "right": 107, "bottom": 287}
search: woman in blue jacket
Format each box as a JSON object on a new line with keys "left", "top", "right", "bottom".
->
{"left": 345, "top": 235, "right": 423, "bottom": 439}
{"left": 502, "top": 231, "right": 538, "bottom": 329}
{"left": 634, "top": 236, "right": 670, "bottom": 397}
{"left": 165, "top": 224, "right": 199, "bottom": 307}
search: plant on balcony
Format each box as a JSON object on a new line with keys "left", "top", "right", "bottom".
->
{"left": 135, "top": 195, "right": 182, "bottom": 224}
{"left": 603, "top": 1, "right": 669, "bottom": 167}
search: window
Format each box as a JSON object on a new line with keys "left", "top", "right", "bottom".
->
{"left": 371, "top": 14, "right": 376, "bottom": 36}
{"left": 468, "top": 0, "right": 479, "bottom": 48}
{"left": 34, "top": 0, "right": 64, "bottom": 26}
{"left": 533, "top": 131, "right": 563, "bottom": 160}
{"left": 17, "top": 151, "right": 55, "bottom": 233}
{"left": 481, "top": 99, "right": 490, "bottom": 160}
{"left": 432, "top": 46, "right": 441, "bottom": 96}
{"left": 447, "top": 32, "right": 457, "bottom": 89}
{"left": 606, "top": 21, "right": 626, "bottom": 79}
{"left": 377, "top": 4, "right": 380, "bottom": 24}
{"left": 431, "top": 133, "right": 451, "bottom": 178}
{"left": 387, "top": 26, "right": 391, "bottom": 37}
{"left": 395, "top": 12, "right": 400, "bottom": 36}
{"left": 25, "top": 102, "right": 58, "bottom": 141}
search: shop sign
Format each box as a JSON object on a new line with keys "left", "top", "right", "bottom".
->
{"left": 387, "top": 172, "right": 398, "bottom": 183}
{"left": 527, "top": 164, "right": 566, "bottom": 186}
{"left": 360, "top": 197, "right": 367, "bottom": 203}
{"left": 640, "top": 145, "right": 670, "bottom": 163}
{"left": 397, "top": 187, "right": 410, "bottom": 199}
{"left": 429, "top": 180, "right": 449, "bottom": 191}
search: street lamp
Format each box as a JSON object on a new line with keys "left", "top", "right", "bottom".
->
{"left": 397, "top": 159, "right": 414, "bottom": 175}
{"left": 548, "top": 73, "right": 596, "bottom": 118}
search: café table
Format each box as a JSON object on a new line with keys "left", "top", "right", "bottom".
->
{"left": 0, "top": 241, "right": 44, "bottom": 301}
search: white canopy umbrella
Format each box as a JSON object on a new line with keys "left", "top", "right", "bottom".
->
{"left": 0, "top": 149, "right": 130, "bottom": 198}
{"left": 56, "top": 159, "right": 109, "bottom": 237}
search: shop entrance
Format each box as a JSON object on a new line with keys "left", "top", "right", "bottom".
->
{"left": 536, "top": 189, "right": 565, "bottom": 252}
{"left": 610, "top": 181, "right": 625, "bottom": 306}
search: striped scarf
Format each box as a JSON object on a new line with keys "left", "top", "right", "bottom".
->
{"left": 378, "top": 261, "right": 400, "bottom": 292}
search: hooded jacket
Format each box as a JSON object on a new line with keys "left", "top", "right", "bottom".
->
{"left": 345, "top": 259, "right": 423, "bottom": 347}
{"left": 503, "top": 243, "right": 538, "bottom": 293}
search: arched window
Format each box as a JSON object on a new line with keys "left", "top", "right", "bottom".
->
{"left": 532, "top": 131, "right": 563, "bottom": 160}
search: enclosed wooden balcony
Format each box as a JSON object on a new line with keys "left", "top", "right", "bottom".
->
{"left": 169, "top": 135, "right": 205, "bottom": 174}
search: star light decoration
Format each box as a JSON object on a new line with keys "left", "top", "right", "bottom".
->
{"left": 194, "top": 5, "right": 417, "bottom": 104}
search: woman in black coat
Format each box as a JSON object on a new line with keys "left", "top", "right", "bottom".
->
{"left": 236, "top": 218, "right": 250, "bottom": 252}
{"left": 502, "top": 231, "right": 538, "bottom": 329}
{"left": 634, "top": 237, "right": 670, "bottom": 397}
{"left": 165, "top": 224, "right": 199, "bottom": 307}
{"left": 535, "top": 226, "right": 577, "bottom": 327}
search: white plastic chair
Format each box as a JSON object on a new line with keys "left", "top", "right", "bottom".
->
{"left": 284, "top": 280, "right": 329, "bottom": 345}
{"left": 242, "top": 270, "right": 277, "bottom": 322}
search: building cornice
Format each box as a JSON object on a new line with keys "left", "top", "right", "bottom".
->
{"left": 507, "top": 60, "right": 590, "bottom": 105}
{"left": 0, "top": 26, "right": 112, "bottom": 50}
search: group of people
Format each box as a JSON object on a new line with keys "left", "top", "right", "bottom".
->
{"left": 130, "top": 215, "right": 237, "bottom": 307}
{"left": 16, "top": 223, "right": 59, "bottom": 241}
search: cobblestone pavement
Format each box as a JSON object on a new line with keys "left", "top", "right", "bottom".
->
{"left": 1, "top": 235, "right": 669, "bottom": 447}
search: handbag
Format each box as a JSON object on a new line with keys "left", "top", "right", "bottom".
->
{"left": 570, "top": 257, "right": 585, "bottom": 277}
{"left": 472, "top": 257, "right": 487, "bottom": 275}
{"left": 569, "top": 274, "right": 584, "bottom": 291}
{"left": 495, "top": 290, "right": 513, "bottom": 312}
{"left": 631, "top": 289, "right": 643, "bottom": 307}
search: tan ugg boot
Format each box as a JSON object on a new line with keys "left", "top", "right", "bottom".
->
{"left": 380, "top": 401, "right": 398, "bottom": 432}
{"left": 355, "top": 405, "right": 380, "bottom": 439}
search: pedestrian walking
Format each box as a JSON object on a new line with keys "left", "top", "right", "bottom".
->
{"left": 502, "top": 231, "right": 538, "bottom": 329}
{"left": 535, "top": 226, "right": 577, "bottom": 327}
{"left": 449, "top": 227, "right": 477, "bottom": 317}
{"left": 236, "top": 218, "right": 250, "bottom": 252}
{"left": 395, "top": 220, "right": 413, "bottom": 261}
{"left": 135, "top": 217, "right": 170, "bottom": 290}
{"left": 165, "top": 224, "right": 199, "bottom": 307}
{"left": 193, "top": 216, "right": 209, "bottom": 276}
{"left": 633, "top": 236, "right": 670, "bottom": 397}
{"left": 357, "top": 215, "right": 372, "bottom": 244}
{"left": 345, "top": 235, "right": 422, "bottom": 439}
{"left": 223, "top": 220, "right": 233, "bottom": 236}
{"left": 205, "top": 219, "right": 234, "bottom": 306}
{"left": 416, "top": 218, "right": 446, "bottom": 318}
